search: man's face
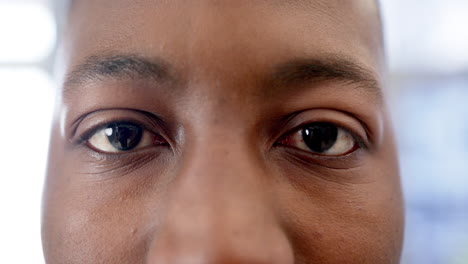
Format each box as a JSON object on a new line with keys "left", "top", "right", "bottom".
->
{"left": 42, "top": 0, "right": 404, "bottom": 263}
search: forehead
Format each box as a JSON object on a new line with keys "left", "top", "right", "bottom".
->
{"left": 64, "top": 0, "right": 383, "bottom": 85}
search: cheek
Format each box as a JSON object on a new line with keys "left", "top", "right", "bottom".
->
{"left": 43, "top": 181, "right": 154, "bottom": 263}
{"left": 42, "top": 155, "right": 172, "bottom": 263}
{"left": 42, "top": 182, "right": 129, "bottom": 263}
{"left": 273, "top": 164, "right": 403, "bottom": 263}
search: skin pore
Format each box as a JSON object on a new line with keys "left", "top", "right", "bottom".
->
{"left": 42, "top": 0, "right": 404, "bottom": 263}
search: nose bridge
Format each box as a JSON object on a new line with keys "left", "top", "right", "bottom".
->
{"left": 146, "top": 130, "right": 294, "bottom": 263}
{"left": 170, "top": 138, "right": 267, "bottom": 235}
{"left": 165, "top": 133, "right": 270, "bottom": 237}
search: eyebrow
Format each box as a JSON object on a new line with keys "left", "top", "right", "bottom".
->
{"left": 64, "top": 54, "right": 173, "bottom": 89}
{"left": 265, "top": 56, "right": 381, "bottom": 99}
{"left": 63, "top": 53, "right": 381, "bottom": 100}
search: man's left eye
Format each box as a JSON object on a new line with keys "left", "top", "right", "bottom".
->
{"left": 279, "top": 122, "right": 358, "bottom": 156}
{"left": 87, "top": 121, "right": 166, "bottom": 153}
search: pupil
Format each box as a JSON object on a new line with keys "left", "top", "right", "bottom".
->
{"left": 302, "top": 123, "right": 338, "bottom": 153}
{"left": 106, "top": 122, "right": 143, "bottom": 151}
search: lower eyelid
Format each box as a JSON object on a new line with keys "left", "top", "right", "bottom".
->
{"left": 278, "top": 145, "right": 366, "bottom": 172}
{"left": 76, "top": 147, "right": 167, "bottom": 179}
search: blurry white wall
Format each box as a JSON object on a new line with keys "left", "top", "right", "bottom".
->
{"left": 0, "top": 0, "right": 54, "bottom": 263}
{"left": 383, "top": 0, "right": 468, "bottom": 74}
{"left": 381, "top": 1, "right": 468, "bottom": 263}
{"left": 0, "top": 0, "right": 467, "bottom": 263}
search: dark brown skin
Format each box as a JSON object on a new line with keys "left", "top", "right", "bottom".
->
{"left": 42, "top": 0, "right": 404, "bottom": 263}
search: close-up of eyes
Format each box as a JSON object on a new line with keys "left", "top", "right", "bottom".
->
{"left": 279, "top": 122, "right": 359, "bottom": 156}
{"left": 84, "top": 119, "right": 359, "bottom": 157}
{"left": 86, "top": 121, "right": 167, "bottom": 153}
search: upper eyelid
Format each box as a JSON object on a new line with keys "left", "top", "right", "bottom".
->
{"left": 69, "top": 108, "right": 166, "bottom": 139}
{"left": 75, "top": 119, "right": 155, "bottom": 145}
{"left": 280, "top": 122, "right": 368, "bottom": 150}
{"left": 274, "top": 109, "right": 371, "bottom": 147}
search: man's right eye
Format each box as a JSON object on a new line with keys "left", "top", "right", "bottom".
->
{"left": 87, "top": 121, "right": 167, "bottom": 153}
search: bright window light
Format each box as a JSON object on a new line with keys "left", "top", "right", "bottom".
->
{"left": 0, "top": 68, "right": 54, "bottom": 264}
{"left": 381, "top": 0, "right": 468, "bottom": 73}
{"left": 0, "top": 2, "right": 56, "bottom": 63}
{"left": 429, "top": 2, "right": 468, "bottom": 72}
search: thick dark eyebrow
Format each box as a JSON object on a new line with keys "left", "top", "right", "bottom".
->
{"left": 265, "top": 56, "right": 382, "bottom": 99}
{"left": 63, "top": 54, "right": 173, "bottom": 89}
{"left": 63, "top": 53, "right": 381, "bottom": 101}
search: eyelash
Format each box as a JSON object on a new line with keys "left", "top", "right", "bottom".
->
{"left": 77, "top": 119, "right": 155, "bottom": 145}
{"left": 78, "top": 121, "right": 366, "bottom": 157}
{"left": 276, "top": 123, "right": 367, "bottom": 154}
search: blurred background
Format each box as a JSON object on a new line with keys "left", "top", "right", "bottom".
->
{"left": 0, "top": 0, "right": 466, "bottom": 263}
